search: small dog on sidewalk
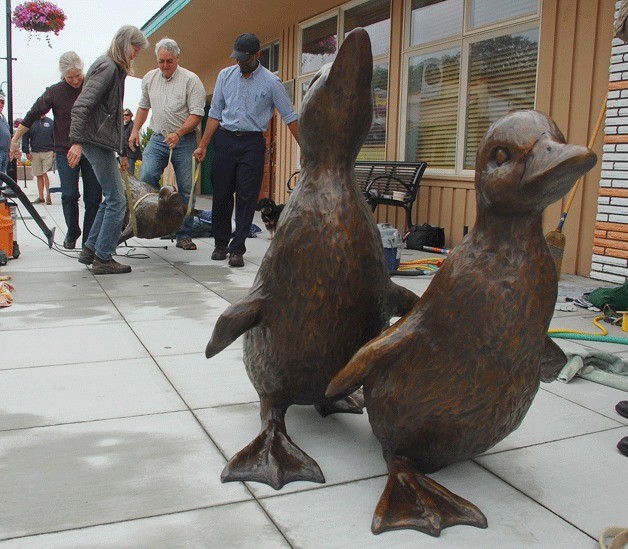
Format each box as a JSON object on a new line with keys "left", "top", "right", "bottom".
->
{"left": 256, "top": 198, "right": 284, "bottom": 239}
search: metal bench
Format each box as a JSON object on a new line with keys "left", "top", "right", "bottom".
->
{"left": 287, "top": 161, "right": 427, "bottom": 230}
{"left": 355, "top": 161, "right": 427, "bottom": 230}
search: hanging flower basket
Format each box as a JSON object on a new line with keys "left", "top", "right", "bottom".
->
{"left": 13, "top": 1, "right": 66, "bottom": 46}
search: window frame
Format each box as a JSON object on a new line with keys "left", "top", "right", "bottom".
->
{"left": 297, "top": 0, "right": 392, "bottom": 165}
{"left": 400, "top": 0, "right": 541, "bottom": 177}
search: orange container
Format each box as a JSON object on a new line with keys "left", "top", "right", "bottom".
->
{"left": 0, "top": 200, "right": 14, "bottom": 258}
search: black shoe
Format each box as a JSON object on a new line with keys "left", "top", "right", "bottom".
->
{"left": 228, "top": 252, "right": 244, "bottom": 267}
{"left": 211, "top": 245, "right": 227, "bottom": 260}
{"left": 78, "top": 245, "right": 95, "bottom": 265}
{"left": 63, "top": 238, "right": 77, "bottom": 250}
{"left": 616, "top": 401, "right": 628, "bottom": 419}
{"left": 92, "top": 257, "right": 132, "bottom": 275}
{"left": 618, "top": 436, "right": 628, "bottom": 457}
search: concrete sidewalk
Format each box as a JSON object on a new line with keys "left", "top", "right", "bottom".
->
{"left": 0, "top": 172, "right": 626, "bottom": 548}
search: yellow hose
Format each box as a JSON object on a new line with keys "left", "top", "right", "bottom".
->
{"left": 548, "top": 314, "right": 608, "bottom": 337}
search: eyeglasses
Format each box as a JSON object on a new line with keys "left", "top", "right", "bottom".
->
{"left": 123, "top": 113, "right": 131, "bottom": 117}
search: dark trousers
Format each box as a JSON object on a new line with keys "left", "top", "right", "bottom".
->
{"left": 56, "top": 152, "right": 103, "bottom": 245}
{"left": 211, "top": 129, "right": 265, "bottom": 254}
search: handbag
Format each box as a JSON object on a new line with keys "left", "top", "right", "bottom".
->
{"left": 405, "top": 223, "right": 445, "bottom": 250}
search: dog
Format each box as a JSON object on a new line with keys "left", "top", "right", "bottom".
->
{"left": 256, "top": 198, "right": 284, "bottom": 239}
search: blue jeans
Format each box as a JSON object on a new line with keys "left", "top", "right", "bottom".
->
{"left": 56, "top": 152, "right": 102, "bottom": 245}
{"left": 140, "top": 132, "right": 196, "bottom": 239}
{"left": 0, "top": 151, "right": 8, "bottom": 174}
{"left": 82, "top": 144, "right": 126, "bottom": 261}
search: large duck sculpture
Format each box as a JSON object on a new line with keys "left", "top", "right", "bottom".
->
{"left": 327, "top": 110, "right": 597, "bottom": 537}
{"left": 205, "top": 28, "right": 418, "bottom": 490}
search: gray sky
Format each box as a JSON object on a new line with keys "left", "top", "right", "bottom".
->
{"left": 0, "top": 0, "right": 167, "bottom": 121}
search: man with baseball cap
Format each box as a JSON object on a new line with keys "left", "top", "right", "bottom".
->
{"left": 194, "top": 32, "right": 299, "bottom": 268}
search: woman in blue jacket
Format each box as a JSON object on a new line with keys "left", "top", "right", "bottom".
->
{"left": 68, "top": 25, "right": 148, "bottom": 275}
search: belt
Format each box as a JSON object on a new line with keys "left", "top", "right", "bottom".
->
{"left": 220, "top": 127, "right": 262, "bottom": 137}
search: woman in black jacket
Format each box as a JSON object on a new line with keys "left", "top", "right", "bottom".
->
{"left": 68, "top": 25, "right": 148, "bottom": 275}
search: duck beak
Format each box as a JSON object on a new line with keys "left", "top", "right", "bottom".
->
{"left": 521, "top": 133, "right": 597, "bottom": 205}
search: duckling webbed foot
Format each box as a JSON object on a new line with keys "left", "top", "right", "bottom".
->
{"left": 372, "top": 456, "right": 488, "bottom": 537}
{"left": 315, "top": 389, "right": 364, "bottom": 417}
{"left": 221, "top": 400, "right": 325, "bottom": 490}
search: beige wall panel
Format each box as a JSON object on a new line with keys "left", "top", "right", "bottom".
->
{"left": 440, "top": 187, "right": 454, "bottom": 237}
{"left": 386, "top": 0, "right": 404, "bottom": 159}
{"left": 451, "top": 188, "right": 468, "bottom": 242}
{"left": 576, "top": 0, "right": 614, "bottom": 275}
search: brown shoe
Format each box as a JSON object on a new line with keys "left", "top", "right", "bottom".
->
{"left": 176, "top": 237, "right": 197, "bottom": 250}
{"left": 32, "top": 197, "right": 45, "bottom": 204}
{"left": 92, "top": 257, "right": 132, "bottom": 275}
{"left": 228, "top": 252, "right": 244, "bottom": 267}
{"left": 211, "top": 245, "right": 227, "bottom": 260}
{"left": 78, "top": 245, "right": 95, "bottom": 265}
{"left": 45, "top": 197, "right": 52, "bottom": 205}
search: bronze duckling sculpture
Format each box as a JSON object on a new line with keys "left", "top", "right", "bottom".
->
{"left": 118, "top": 175, "right": 186, "bottom": 244}
{"left": 205, "top": 28, "right": 418, "bottom": 490}
{"left": 327, "top": 110, "right": 597, "bottom": 537}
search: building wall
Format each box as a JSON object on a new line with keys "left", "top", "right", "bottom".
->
{"left": 271, "top": 0, "right": 613, "bottom": 276}
{"left": 591, "top": 1, "right": 628, "bottom": 283}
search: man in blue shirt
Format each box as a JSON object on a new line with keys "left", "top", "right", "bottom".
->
{"left": 194, "top": 33, "right": 299, "bottom": 267}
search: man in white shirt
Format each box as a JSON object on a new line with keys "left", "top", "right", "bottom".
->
{"left": 129, "top": 38, "right": 206, "bottom": 250}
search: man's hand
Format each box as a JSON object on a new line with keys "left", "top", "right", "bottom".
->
{"left": 119, "top": 156, "right": 129, "bottom": 173}
{"left": 67, "top": 144, "right": 83, "bottom": 169}
{"left": 163, "top": 131, "right": 179, "bottom": 149}
{"left": 193, "top": 146, "right": 207, "bottom": 163}
{"left": 129, "top": 129, "right": 140, "bottom": 152}
{"left": 9, "top": 140, "right": 20, "bottom": 161}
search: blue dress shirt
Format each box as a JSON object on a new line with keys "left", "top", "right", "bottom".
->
{"left": 209, "top": 63, "right": 298, "bottom": 132}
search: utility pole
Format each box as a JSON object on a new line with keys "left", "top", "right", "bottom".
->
{"left": 4, "top": 0, "right": 16, "bottom": 181}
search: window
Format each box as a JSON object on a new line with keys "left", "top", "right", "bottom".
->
{"left": 403, "top": 0, "right": 539, "bottom": 173}
{"left": 260, "top": 41, "right": 280, "bottom": 74}
{"left": 298, "top": 0, "right": 392, "bottom": 161}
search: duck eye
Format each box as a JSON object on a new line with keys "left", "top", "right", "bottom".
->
{"left": 495, "top": 147, "right": 509, "bottom": 166}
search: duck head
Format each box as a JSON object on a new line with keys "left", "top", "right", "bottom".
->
{"left": 299, "top": 27, "right": 373, "bottom": 165}
{"left": 157, "top": 185, "right": 185, "bottom": 218}
{"left": 475, "top": 110, "right": 597, "bottom": 215}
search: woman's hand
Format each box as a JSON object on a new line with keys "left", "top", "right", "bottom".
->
{"left": 9, "top": 140, "right": 21, "bottom": 161}
{"left": 67, "top": 144, "right": 83, "bottom": 168}
{"left": 119, "top": 156, "right": 129, "bottom": 173}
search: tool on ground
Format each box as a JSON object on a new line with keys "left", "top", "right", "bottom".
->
{"left": 422, "top": 245, "right": 451, "bottom": 255}
{"left": 545, "top": 97, "right": 607, "bottom": 276}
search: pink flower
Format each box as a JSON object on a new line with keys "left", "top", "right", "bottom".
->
{"left": 13, "top": 1, "right": 66, "bottom": 36}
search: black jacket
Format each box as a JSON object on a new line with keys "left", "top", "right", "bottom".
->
{"left": 70, "top": 54, "right": 126, "bottom": 153}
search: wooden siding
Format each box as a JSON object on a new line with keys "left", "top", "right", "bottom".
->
{"left": 272, "top": 0, "right": 613, "bottom": 276}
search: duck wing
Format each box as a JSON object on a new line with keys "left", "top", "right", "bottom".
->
{"left": 326, "top": 318, "right": 415, "bottom": 398}
{"left": 205, "top": 295, "right": 264, "bottom": 358}
{"left": 387, "top": 281, "right": 420, "bottom": 317}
